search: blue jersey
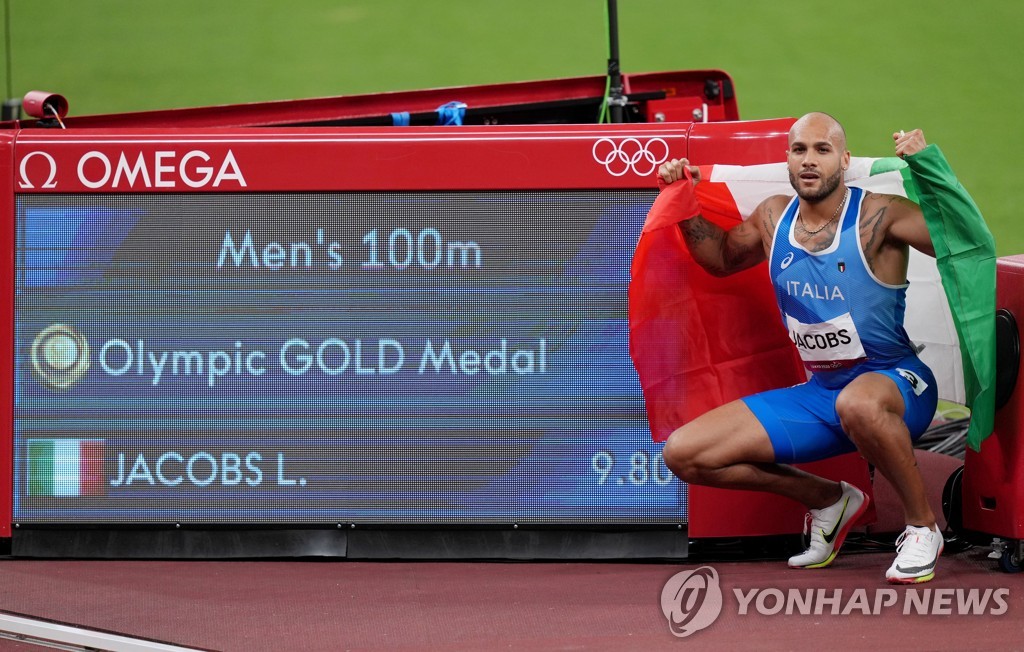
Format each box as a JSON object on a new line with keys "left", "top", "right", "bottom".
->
{"left": 769, "top": 186, "right": 916, "bottom": 389}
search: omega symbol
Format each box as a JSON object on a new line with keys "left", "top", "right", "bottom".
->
{"left": 18, "top": 151, "right": 58, "bottom": 189}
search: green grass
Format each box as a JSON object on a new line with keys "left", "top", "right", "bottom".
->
{"left": 7, "top": 0, "right": 1022, "bottom": 254}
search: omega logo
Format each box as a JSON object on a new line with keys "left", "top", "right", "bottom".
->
{"left": 17, "top": 149, "right": 247, "bottom": 190}
{"left": 18, "top": 151, "right": 58, "bottom": 189}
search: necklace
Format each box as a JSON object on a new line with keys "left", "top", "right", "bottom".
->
{"left": 797, "top": 188, "right": 849, "bottom": 236}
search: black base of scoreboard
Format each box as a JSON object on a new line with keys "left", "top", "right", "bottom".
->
{"left": 7, "top": 526, "right": 689, "bottom": 561}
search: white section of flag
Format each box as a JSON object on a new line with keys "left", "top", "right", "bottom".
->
{"left": 53, "top": 439, "right": 82, "bottom": 497}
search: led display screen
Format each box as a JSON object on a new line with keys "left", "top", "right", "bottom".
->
{"left": 13, "top": 190, "right": 686, "bottom": 524}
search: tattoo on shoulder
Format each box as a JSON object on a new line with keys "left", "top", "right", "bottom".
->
{"left": 870, "top": 192, "right": 909, "bottom": 208}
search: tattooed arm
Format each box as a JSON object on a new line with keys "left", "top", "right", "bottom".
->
{"left": 678, "top": 213, "right": 766, "bottom": 277}
{"left": 885, "top": 128, "right": 935, "bottom": 257}
{"left": 658, "top": 157, "right": 780, "bottom": 277}
{"left": 857, "top": 192, "right": 934, "bottom": 287}
{"left": 863, "top": 193, "right": 935, "bottom": 257}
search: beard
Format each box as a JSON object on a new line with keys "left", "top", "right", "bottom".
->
{"left": 788, "top": 166, "right": 844, "bottom": 203}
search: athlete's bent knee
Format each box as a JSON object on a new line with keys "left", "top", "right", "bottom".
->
{"left": 835, "top": 391, "right": 872, "bottom": 431}
{"left": 662, "top": 431, "right": 717, "bottom": 485}
{"left": 835, "top": 390, "right": 905, "bottom": 450}
{"left": 836, "top": 387, "right": 895, "bottom": 429}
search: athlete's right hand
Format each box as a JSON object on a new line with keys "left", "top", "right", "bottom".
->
{"left": 658, "top": 158, "right": 701, "bottom": 185}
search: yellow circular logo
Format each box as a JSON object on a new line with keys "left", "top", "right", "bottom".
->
{"left": 31, "top": 324, "right": 90, "bottom": 390}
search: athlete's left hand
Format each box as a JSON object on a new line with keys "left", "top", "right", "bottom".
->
{"left": 893, "top": 129, "right": 927, "bottom": 158}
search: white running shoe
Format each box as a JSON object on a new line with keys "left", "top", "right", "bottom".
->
{"left": 885, "top": 524, "right": 944, "bottom": 584}
{"left": 788, "top": 481, "right": 869, "bottom": 569}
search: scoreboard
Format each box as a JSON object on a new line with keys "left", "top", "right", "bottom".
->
{"left": 12, "top": 124, "right": 756, "bottom": 529}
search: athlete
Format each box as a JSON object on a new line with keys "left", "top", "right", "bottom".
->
{"left": 658, "top": 112, "right": 947, "bottom": 583}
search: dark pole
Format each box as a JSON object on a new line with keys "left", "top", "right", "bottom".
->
{"left": 606, "top": 0, "right": 624, "bottom": 123}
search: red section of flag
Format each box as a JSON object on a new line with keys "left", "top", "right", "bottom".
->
{"left": 629, "top": 175, "right": 804, "bottom": 442}
{"left": 79, "top": 440, "right": 105, "bottom": 497}
{"left": 692, "top": 166, "right": 753, "bottom": 225}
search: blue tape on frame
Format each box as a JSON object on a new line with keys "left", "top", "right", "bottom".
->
{"left": 390, "top": 112, "right": 410, "bottom": 126}
{"left": 436, "top": 101, "right": 467, "bottom": 126}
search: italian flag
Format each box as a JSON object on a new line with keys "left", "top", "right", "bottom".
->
{"left": 630, "top": 145, "right": 995, "bottom": 451}
{"left": 27, "top": 438, "right": 106, "bottom": 497}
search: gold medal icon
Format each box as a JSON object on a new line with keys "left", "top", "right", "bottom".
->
{"left": 31, "top": 324, "right": 90, "bottom": 390}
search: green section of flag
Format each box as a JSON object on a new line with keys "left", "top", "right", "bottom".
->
{"left": 905, "top": 145, "right": 997, "bottom": 451}
{"left": 867, "top": 157, "right": 922, "bottom": 205}
{"left": 27, "top": 439, "right": 55, "bottom": 497}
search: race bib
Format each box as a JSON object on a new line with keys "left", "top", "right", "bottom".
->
{"left": 786, "top": 312, "right": 867, "bottom": 372}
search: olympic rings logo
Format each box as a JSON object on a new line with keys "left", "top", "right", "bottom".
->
{"left": 592, "top": 137, "right": 670, "bottom": 177}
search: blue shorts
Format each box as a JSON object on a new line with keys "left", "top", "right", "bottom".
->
{"left": 741, "top": 356, "right": 938, "bottom": 464}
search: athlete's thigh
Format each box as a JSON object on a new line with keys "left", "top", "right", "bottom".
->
{"left": 663, "top": 399, "right": 776, "bottom": 466}
{"left": 841, "top": 369, "right": 904, "bottom": 402}
{"left": 741, "top": 380, "right": 854, "bottom": 464}
{"left": 838, "top": 360, "right": 938, "bottom": 440}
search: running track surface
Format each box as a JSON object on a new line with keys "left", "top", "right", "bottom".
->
{"left": 1, "top": 547, "right": 1022, "bottom": 651}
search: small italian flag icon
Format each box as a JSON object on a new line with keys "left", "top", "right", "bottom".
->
{"left": 27, "top": 439, "right": 105, "bottom": 497}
